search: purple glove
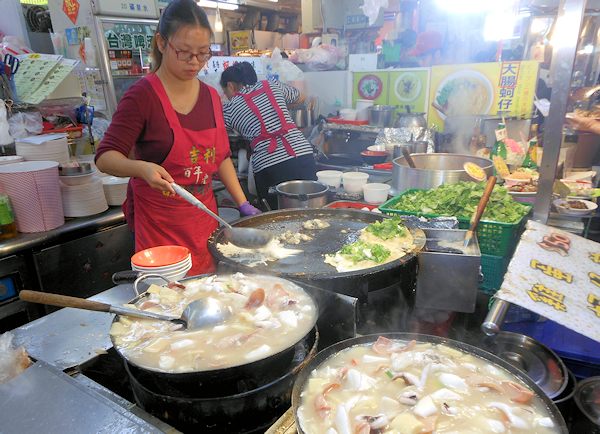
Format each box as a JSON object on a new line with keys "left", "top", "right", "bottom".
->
{"left": 239, "top": 201, "right": 262, "bottom": 216}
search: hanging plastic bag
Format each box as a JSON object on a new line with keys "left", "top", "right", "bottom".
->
{"left": 289, "top": 45, "right": 343, "bottom": 71}
{"left": 8, "top": 111, "right": 43, "bottom": 139}
{"left": 0, "top": 100, "right": 13, "bottom": 145}
{"left": 264, "top": 47, "right": 304, "bottom": 82}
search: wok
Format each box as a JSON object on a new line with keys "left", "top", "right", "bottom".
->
{"left": 291, "top": 333, "right": 569, "bottom": 434}
{"left": 128, "top": 327, "right": 319, "bottom": 434}
{"left": 208, "top": 208, "right": 426, "bottom": 300}
{"left": 110, "top": 273, "right": 318, "bottom": 399}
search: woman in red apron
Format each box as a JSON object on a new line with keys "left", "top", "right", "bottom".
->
{"left": 220, "top": 62, "right": 316, "bottom": 210}
{"left": 96, "top": 0, "right": 259, "bottom": 275}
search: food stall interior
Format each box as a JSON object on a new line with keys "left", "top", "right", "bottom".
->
{"left": 3, "top": 0, "right": 600, "bottom": 433}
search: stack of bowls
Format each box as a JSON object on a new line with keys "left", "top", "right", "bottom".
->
{"left": 131, "top": 245, "right": 192, "bottom": 282}
{"left": 16, "top": 134, "right": 70, "bottom": 165}
{"left": 102, "top": 176, "right": 129, "bottom": 206}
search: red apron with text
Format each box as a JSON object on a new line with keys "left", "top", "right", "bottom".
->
{"left": 130, "top": 74, "right": 229, "bottom": 275}
{"left": 240, "top": 80, "right": 297, "bottom": 157}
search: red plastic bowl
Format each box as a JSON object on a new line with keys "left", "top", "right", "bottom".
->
{"left": 360, "top": 150, "right": 388, "bottom": 165}
{"left": 131, "top": 245, "right": 190, "bottom": 267}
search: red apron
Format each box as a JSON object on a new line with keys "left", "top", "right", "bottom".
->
{"left": 240, "top": 80, "right": 297, "bottom": 156}
{"left": 129, "top": 74, "right": 229, "bottom": 275}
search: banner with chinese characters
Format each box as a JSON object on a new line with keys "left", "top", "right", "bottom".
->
{"left": 199, "top": 56, "right": 264, "bottom": 77}
{"left": 427, "top": 61, "right": 539, "bottom": 128}
{"left": 496, "top": 220, "right": 600, "bottom": 343}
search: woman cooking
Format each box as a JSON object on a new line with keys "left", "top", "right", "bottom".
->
{"left": 220, "top": 62, "right": 317, "bottom": 210}
{"left": 95, "top": 0, "right": 260, "bottom": 275}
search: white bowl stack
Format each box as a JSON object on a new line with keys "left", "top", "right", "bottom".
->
{"left": 131, "top": 254, "right": 192, "bottom": 282}
{"left": 60, "top": 176, "right": 109, "bottom": 217}
{"left": 102, "top": 176, "right": 129, "bottom": 206}
{"left": 15, "top": 134, "right": 70, "bottom": 165}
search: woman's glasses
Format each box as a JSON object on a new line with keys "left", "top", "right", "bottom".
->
{"left": 167, "top": 40, "right": 212, "bottom": 63}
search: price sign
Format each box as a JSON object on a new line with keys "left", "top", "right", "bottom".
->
{"left": 496, "top": 220, "right": 600, "bottom": 343}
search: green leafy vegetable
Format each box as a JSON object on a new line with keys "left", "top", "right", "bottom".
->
{"left": 391, "top": 182, "right": 530, "bottom": 223}
{"left": 340, "top": 240, "right": 391, "bottom": 264}
{"left": 366, "top": 217, "right": 407, "bottom": 240}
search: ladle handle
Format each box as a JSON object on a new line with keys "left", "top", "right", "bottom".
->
{"left": 401, "top": 147, "right": 417, "bottom": 168}
{"left": 20, "top": 290, "right": 110, "bottom": 312}
{"left": 464, "top": 176, "right": 496, "bottom": 246}
{"left": 171, "top": 182, "right": 231, "bottom": 228}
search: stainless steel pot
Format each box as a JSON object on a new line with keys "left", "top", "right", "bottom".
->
{"left": 289, "top": 107, "right": 308, "bottom": 128}
{"left": 391, "top": 153, "right": 493, "bottom": 194}
{"left": 368, "top": 105, "right": 396, "bottom": 127}
{"left": 292, "top": 333, "right": 569, "bottom": 434}
{"left": 394, "top": 111, "right": 427, "bottom": 129}
{"left": 391, "top": 140, "right": 428, "bottom": 160}
{"left": 272, "top": 180, "right": 329, "bottom": 209}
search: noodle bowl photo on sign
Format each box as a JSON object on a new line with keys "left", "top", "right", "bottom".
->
{"left": 434, "top": 70, "right": 494, "bottom": 119}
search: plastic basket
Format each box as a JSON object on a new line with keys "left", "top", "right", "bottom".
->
{"left": 479, "top": 254, "right": 511, "bottom": 295}
{"left": 380, "top": 189, "right": 532, "bottom": 256}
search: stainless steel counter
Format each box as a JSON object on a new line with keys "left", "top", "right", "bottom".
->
{"left": 0, "top": 207, "right": 126, "bottom": 258}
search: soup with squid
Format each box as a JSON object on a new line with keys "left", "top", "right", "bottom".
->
{"left": 297, "top": 337, "right": 560, "bottom": 434}
{"left": 110, "top": 273, "right": 317, "bottom": 373}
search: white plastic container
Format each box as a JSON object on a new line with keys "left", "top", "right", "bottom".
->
{"left": 362, "top": 183, "right": 391, "bottom": 204}
{"left": 339, "top": 108, "right": 357, "bottom": 120}
{"left": 355, "top": 99, "right": 374, "bottom": 121}
{"left": 316, "top": 170, "right": 343, "bottom": 188}
{"left": 342, "top": 172, "right": 369, "bottom": 193}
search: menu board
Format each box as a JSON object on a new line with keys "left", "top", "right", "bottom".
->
{"left": 496, "top": 220, "right": 600, "bottom": 343}
{"left": 352, "top": 72, "right": 388, "bottom": 106}
{"left": 352, "top": 69, "right": 430, "bottom": 115}
{"left": 388, "top": 69, "right": 430, "bottom": 114}
{"left": 199, "top": 56, "right": 264, "bottom": 77}
{"left": 427, "top": 61, "right": 539, "bottom": 128}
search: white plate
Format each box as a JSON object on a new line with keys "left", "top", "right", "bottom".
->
{"left": 434, "top": 70, "right": 494, "bottom": 120}
{"left": 553, "top": 198, "right": 598, "bottom": 216}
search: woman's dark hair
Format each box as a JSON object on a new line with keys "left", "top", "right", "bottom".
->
{"left": 220, "top": 62, "right": 258, "bottom": 88}
{"left": 151, "top": 0, "right": 213, "bottom": 72}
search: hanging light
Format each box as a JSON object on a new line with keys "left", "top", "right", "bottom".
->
{"left": 197, "top": 0, "right": 239, "bottom": 11}
{"left": 214, "top": 2, "right": 223, "bottom": 33}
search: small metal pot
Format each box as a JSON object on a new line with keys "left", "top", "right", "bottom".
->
{"left": 289, "top": 107, "right": 308, "bottom": 128}
{"left": 271, "top": 180, "right": 329, "bottom": 209}
{"left": 572, "top": 376, "right": 600, "bottom": 434}
{"left": 391, "top": 141, "right": 428, "bottom": 160}
{"left": 393, "top": 111, "right": 427, "bottom": 129}
{"left": 368, "top": 105, "right": 396, "bottom": 127}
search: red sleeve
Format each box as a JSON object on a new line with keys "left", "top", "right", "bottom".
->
{"left": 95, "top": 80, "right": 150, "bottom": 162}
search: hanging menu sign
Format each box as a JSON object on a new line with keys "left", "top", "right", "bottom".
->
{"left": 198, "top": 56, "right": 264, "bottom": 77}
{"left": 496, "top": 220, "right": 600, "bottom": 343}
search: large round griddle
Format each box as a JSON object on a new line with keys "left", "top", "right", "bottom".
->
{"left": 208, "top": 208, "right": 425, "bottom": 299}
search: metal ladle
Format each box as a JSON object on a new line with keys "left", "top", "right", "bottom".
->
{"left": 19, "top": 290, "right": 231, "bottom": 330}
{"left": 171, "top": 183, "right": 273, "bottom": 249}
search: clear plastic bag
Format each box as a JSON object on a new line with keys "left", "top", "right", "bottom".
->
{"left": 8, "top": 111, "right": 43, "bottom": 139}
{"left": 0, "top": 332, "right": 31, "bottom": 384}
{"left": 264, "top": 47, "right": 304, "bottom": 81}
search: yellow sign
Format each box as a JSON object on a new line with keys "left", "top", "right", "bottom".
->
{"left": 229, "top": 31, "right": 251, "bottom": 53}
{"left": 427, "top": 61, "right": 539, "bottom": 128}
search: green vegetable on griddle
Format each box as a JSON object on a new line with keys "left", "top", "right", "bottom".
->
{"left": 366, "top": 217, "right": 407, "bottom": 240}
{"left": 340, "top": 240, "right": 391, "bottom": 264}
{"left": 391, "top": 182, "right": 530, "bottom": 223}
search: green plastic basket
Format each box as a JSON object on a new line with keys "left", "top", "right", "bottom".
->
{"left": 379, "top": 189, "right": 532, "bottom": 257}
{"left": 479, "top": 254, "right": 511, "bottom": 295}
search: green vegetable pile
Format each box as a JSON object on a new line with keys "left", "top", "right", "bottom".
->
{"left": 366, "top": 217, "right": 406, "bottom": 240}
{"left": 340, "top": 240, "right": 390, "bottom": 264}
{"left": 391, "top": 182, "right": 530, "bottom": 223}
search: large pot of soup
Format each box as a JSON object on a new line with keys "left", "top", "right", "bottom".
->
{"left": 292, "top": 333, "right": 568, "bottom": 434}
{"left": 110, "top": 273, "right": 318, "bottom": 399}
